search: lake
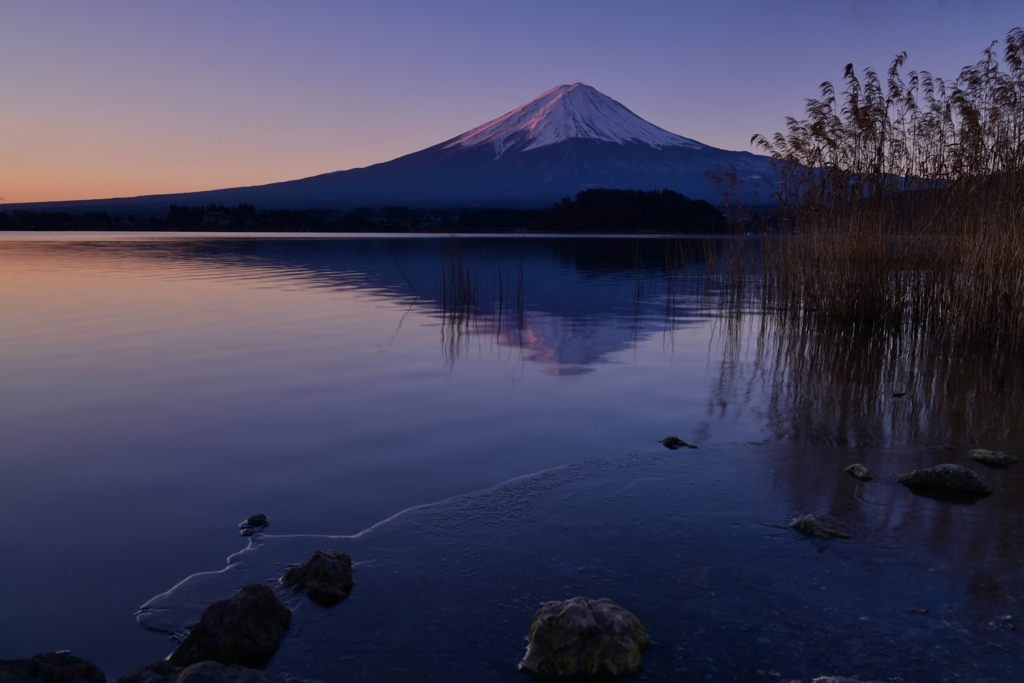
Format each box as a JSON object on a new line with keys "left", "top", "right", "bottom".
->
{"left": 1, "top": 233, "right": 1021, "bottom": 682}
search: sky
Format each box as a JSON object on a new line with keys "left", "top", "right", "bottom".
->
{"left": 1, "top": 0, "right": 1020, "bottom": 204}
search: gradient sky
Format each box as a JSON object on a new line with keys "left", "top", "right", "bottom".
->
{"left": 1, "top": 0, "right": 1020, "bottom": 204}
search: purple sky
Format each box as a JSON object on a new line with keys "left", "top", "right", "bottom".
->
{"left": 1, "top": 0, "right": 1019, "bottom": 203}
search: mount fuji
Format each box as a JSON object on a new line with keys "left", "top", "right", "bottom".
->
{"left": 14, "top": 83, "right": 777, "bottom": 212}
{"left": 440, "top": 82, "right": 704, "bottom": 156}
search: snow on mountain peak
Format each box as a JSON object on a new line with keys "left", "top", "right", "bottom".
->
{"left": 443, "top": 82, "right": 702, "bottom": 157}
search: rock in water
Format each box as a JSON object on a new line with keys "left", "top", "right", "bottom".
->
{"left": 242, "top": 514, "right": 268, "bottom": 528}
{"left": 896, "top": 464, "right": 992, "bottom": 494}
{"left": 0, "top": 652, "right": 106, "bottom": 683}
{"left": 968, "top": 449, "right": 1018, "bottom": 468}
{"left": 782, "top": 678, "right": 885, "bottom": 683}
{"left": 168, "top": 584, "right": 292, "bottom": 668}
{"left": 519, "top": 596, "right": 649, "bottom": 678}
{"left": 280, "top": 550, "right": 354, "bottom": 606}
{"left": 239, "top": 515, "right": 269, "bottom": 536}
{"left": 790, "top": 514, "right": 851, "bottom": 539}
{"left": 175, "top": 662, "right": 306, "bottom": 683}
{"left": 118, "top": 661, "right": 182, "bottom": 683}
{"left": 844, "top": 463, "right": 873, "bottom": 481}
{"left": 660, "top": 436, "right": 696, "bottom": 450}
{"left": 118, "top": 662, "right": 310, "bottom": 683}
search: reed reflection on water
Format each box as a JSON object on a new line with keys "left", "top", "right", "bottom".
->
{"left": 437, "top": 237, "right": 527, "bottom": 370}
{"left": 431, "top": 235, "right": 1024, "bottom": 448}
{"left": 699, "top": 308, "right": 1024, "bottom": 447}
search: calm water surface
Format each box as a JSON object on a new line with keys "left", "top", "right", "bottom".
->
{"left": 1, "top": 234, "right": 1021, "bottom": 681}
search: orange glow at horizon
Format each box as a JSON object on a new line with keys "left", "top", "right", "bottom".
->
{"left": 0, "top": 119, "right": 377, "bottom": 205}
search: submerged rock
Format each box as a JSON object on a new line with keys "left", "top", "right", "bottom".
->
{"left": 280, "top": 549, "right": 354, "bottom": 606}
{"left": 118, "top": 662, "right": 308, "bottom": 683}
{"left": 0, "top": 652, "right": 106, "bottom": 683}
{"left": 968, "top": 449, "right": 1018, "bottom": 468}
{"left": 844, "top": 463, "right": 873, "bottom": 482}
{"left": 519, "top": 596, "right": 649, "bottom": 678}
{"left": 790, "top": 514, "right": 851, "bottom": 539}
{"left": 896, "top": 464, "right": 991, "bottom": 495}
{"left": 168, "top": 584, "right": 292, "bottom": 668}
{"left": 660, "top": 436, "right": 697, "bottom": 450}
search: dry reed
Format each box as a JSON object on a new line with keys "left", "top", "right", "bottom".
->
{"left": 719, "top": 28, "right": 1024, "bottom": 349}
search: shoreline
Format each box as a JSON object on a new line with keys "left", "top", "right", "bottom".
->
{"left": 126, "top": 444, "right": 1024, "bottom": 682}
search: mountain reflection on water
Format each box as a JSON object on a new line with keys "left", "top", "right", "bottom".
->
{"left": 0, "top": 234, "right": 1021, "bottom": 681}
{"left": 24, "top": 234, "right": 1022, "bottom": 448}
{"left": 108, "top": 233, "right": 1022, "bottom": 447}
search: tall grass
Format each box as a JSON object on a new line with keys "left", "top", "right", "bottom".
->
{"left": 726, "top": 28, "right": 1024, "bottom": 348}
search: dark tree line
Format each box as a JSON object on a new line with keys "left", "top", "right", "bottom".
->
{"left": 3, "top": 189, "right": 727, "bottom": 233}
{"left": 530, "top": 189, "right": 726, "bottom": 234}
{"left": 0, "top": 210, "right": 159, "bottom": 231}
{"left": 455, "top": 208, "right": 542, "bottom": 231}
{"left": 453, "top": 189, "right": 725, "bottom": 233}
{"left": 166, "top": 203, "right": 258, "bottom": 226}
{"left": 164, "top": 203, "right": 451, "bottom": 231}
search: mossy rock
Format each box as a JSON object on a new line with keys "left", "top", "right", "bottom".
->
{"left": 968, "top": 449, "right": 1018, "bottom": 468}
{"left": 519, "top": 596, "right": 649, "bottom": 678}
{"left": 896, "top": 464, "right": 991, "bottom": 494}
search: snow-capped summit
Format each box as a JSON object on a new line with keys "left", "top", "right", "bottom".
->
{"left": 443, "top": 82, "right": 702, "bottom": 157}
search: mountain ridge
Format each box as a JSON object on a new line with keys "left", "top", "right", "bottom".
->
{"left": 3, "top": 83, "right": 776, "bottom": 213}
